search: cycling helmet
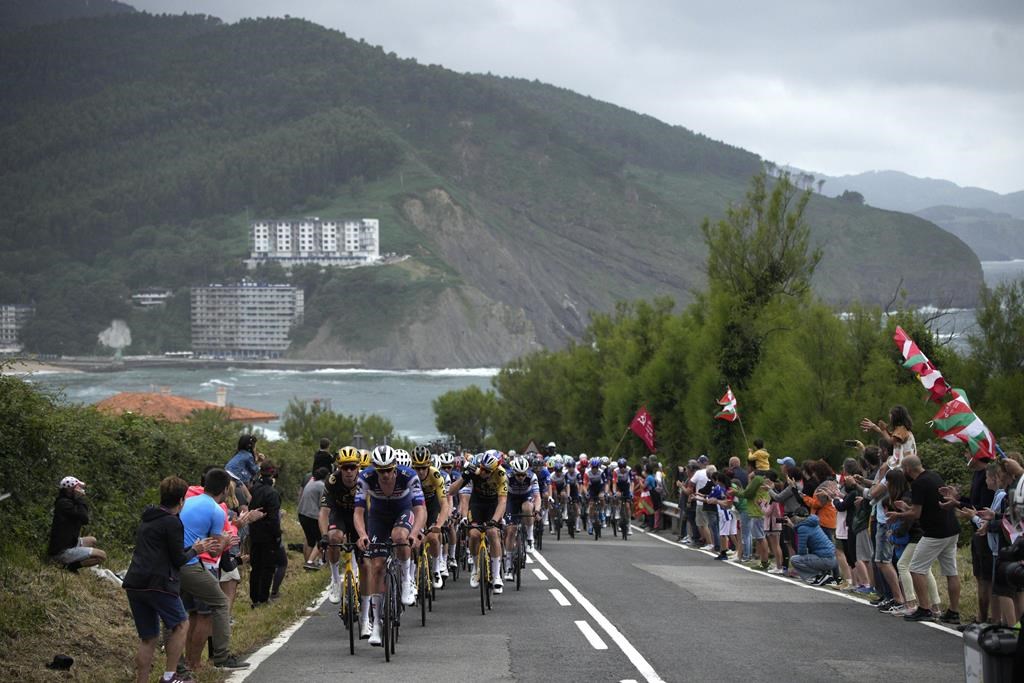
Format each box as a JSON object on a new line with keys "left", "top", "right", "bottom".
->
{"left": 395, "top": 449, "right": 412, "bottom": 468}
{"left": 547, "top": 441, "right": 556, "bottom": 449}
{"left": 590, "top": 460, "right": 601, "bottom": 469}
{"left": 618, "top": 458, "right": 628, "bottom": 467}
{"left": 336, "top": 446, "right": 361, "bottom": 466}
{"left": 564, "top": 455, "right": 575, "bottom": 466}
{"left": 358, "top": 449, "right": 371, "bottom": 468}
{"left": 552, "top": 461, "right": 564, "bottom": 470}
{"left": 579, "top": 453, "right": 588, "bottom": 464}
{"left": 508, "top": 449, "right": 517, "bottom": 457}
{"left": 335, "top": 446, "right": 360, "bottom": 466}
{"left": 510, "top": 456, "right": 530, "bottom": 474}
{"left": 479, "top": 451, "right": 500, "bottom": 472}
{"left": 439, "top": 451, "right": 455, "bottom": 467}
{"left": 371, "top": 445, "right": 397, "bottom": 469}
{"left": 431, "top": 453, "right": 441, "bottom": 469}
{"left": 411, "top": 445, "right": 432, "bottom": 467}
{"left": 601, "top": 456, "right": 610, "bottom": 466}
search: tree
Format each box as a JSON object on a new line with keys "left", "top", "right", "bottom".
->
{"left": 433, "top": 385, "right": 498, "bottom": 451}
{"left": 839, "top": 190, "right": 865, "bottom": 204}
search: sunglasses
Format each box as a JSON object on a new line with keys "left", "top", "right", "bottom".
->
{"left": 377, "top": 467, "right": 396, "bottom": 474}
{"left": 340, "top": 465, "right": 358, "bottom": 471}
{"left": 413, "top": 466, "right": 429, "bottom": 471}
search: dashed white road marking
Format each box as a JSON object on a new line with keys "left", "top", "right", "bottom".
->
{"left": 532, "top": 568, "right": 549, "bottom": 581}
{"left": 549, "top": 588, "right": 571, "bottom": 606}
{"left": 531, "top": 548, "right": 665, "bottom": 682}
{"left": 576, "top": 620, "right": 608, "bottom": 649}
{"left": 526, "top": 554, "right": 534, "bottom": 564}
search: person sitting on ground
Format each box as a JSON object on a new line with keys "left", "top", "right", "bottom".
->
{"left": 122, "top": 476, "right": 219, "bottom": 683}
{"left": 787, "top": 513, "right": 837, "bottom": 584}
{"left": 47, "top": 476, "right": 107, "bottom": 570}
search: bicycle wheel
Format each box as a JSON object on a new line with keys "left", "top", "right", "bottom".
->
{"left": 345, "top": 578, "right": 356, "bottom": 655}
{"left": 390, "top": 564, "right": 400, "bottom": 654}
{"left": 418, "top": 555, "right": 428, "bottom": 627}
{"left": 382, "top": 570, "right": 392, "bottom": 661}
{"left": 594, "top": 514, "right": 601, "bottom": 540}
{"left": 567, "top": 508, "right": 575, "bottom": 538}
{"left": 478, "top": 542, "right": 488, "bottom": 615}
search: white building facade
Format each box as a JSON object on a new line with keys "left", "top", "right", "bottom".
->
{"left": 245, "top": 217, "right": 380, "bottom": 269}
{"left": 0, "top": 304, "right": 34, "bottom": 353}
{"left": 190, "top": 282, "right": 304, "bottom": 358}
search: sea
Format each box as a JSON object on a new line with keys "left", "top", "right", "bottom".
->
{"left": 21, "top": 260, "right": 1024, "bottom": 442}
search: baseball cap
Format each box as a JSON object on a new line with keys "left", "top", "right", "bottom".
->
{"left": 697, "top": 455, "right": 709, "bottom": 464}
{"left": 687, "top": 459, "right": 698, "bottom": 468}
{"left": 776, "top": 457, "right": 796, "bottom": 467}
{"left": 59, "top": 476, "right": 85, "bottom": 490}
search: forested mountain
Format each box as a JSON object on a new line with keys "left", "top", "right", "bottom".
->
{"left": 914, "top": 206, "right": 1024, "bottom": 261}
{"left": 0, "top": 0, "right": 134, "bottom": 32}
{"left": 0, "top": 12, "right": 985, "bottom": 366}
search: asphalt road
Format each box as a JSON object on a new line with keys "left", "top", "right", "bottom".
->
{"left": 229, "top": 525, "right": 965, "bottom": 683}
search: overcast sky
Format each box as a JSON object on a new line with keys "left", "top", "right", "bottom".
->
{"left": 132, "top": 1, "right": 1024, "bottom": 193}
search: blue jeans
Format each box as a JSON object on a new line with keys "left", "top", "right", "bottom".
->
{"left": 740, "top": 510, "right": 752, "bottom": 559}
{"left": 791, "top": 554, "right": 837, "bottom": 580}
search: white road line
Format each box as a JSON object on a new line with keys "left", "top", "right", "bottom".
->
{"left": 549, "top": 588, "right": 571, "bottom": 606}
{"left": 575, "top": 620, "right": 609, "bottom": 649}
{"left": 621, "top": 680, "right": 640, "bottom": 683}
{"left": 634, "top": 526, "right": 964, "bottom": 639}
{"left": 226, "top": 587, "right": 330, "bottom": 683}
{"left": 531, "top": 548, "right": 665, "bottom": 683}
{"left": 532, "top": 568, "right": 549, "bottom": 581}
{"left": 526, "top": 554, "right": 534, "bottom": 564}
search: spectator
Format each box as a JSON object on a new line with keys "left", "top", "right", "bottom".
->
{"left": 788, "top": 514, "right": 837, "bottom": 583}
{"left": 737, "top": 470, "right": 769, "bottom": 569}
{"left": 689, "top": 457, "right": 714, "bottom": 549}
{"left": 888, "top": 467, "right": 940, "bottom": 618}
{"left": 958, "top": 455, "right": 996, "bottom": 623}
{"left": 47, "top": 476, "right": 107, "bottom": 570}
{"left": 761, "top": 471, "right": 786, "bottom": 574}
{"left": 299, "top": 467, "right": 329, "bottom": 570}
{"left": 312, "top": 438, "right": 333, "bottom": 474}
{"left": 890, "top": 455, "right": 961, "bottom": 624}
{"left": 747, "top": 439, "right": 770, "bottom": 472}
{"left": 225, "top": 434, "right": 262, "bottom": 507}
{"left": 834, "top": 459, "right": 870, "bottom": 590}
{"left": 249, "top": 461, "right": 282, "bottom": 607}
{"left": 707, "top": 471, "right": 740, "bottom": 561}
{"left": 122, "top": 476, "right": 217, "bottom": 683}
{"left": 696, "top": 465, "right": 720, "bottom": 550}
{"left": 860, "top": 405, "right": 916, "bottom": 469}
{"left": 179, "top": 468, "right": 247, "bottom": 671}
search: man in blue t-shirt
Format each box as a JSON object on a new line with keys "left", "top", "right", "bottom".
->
{"left": 178, "top": 468, "right": 249, "bottom": 671}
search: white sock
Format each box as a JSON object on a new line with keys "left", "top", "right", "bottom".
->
{"left": 491, "top": 557, "right": 501, "bottom": 579}
{"left": 527, "top": 524, "right": 535, "bottom": 542}
{"left": 402, "top": 558, "right": 413, "bottom": 582}
{"left": 330, "top": 561, "right": 340, "bottom": 583}
{"left": 360, "top": 595, "right": 371, "bottom": 622}
{"left": 371, "top": 593, "right": 383, "bottom": 622}
{"left": 431, "top": 555, "right": 439, "bottom": 574}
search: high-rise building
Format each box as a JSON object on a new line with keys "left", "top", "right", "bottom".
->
{"left": 190, "top": 282, "right": 304, "bottom": 358}
{"left": 245, "top": 217, "right": 380, "bottom": 269}
{"left": 0, "top": 304, "right": 34, "bottom": 353}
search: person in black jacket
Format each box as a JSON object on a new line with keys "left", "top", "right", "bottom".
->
{"left": 312, "top": 437, "right": 334, "bottom": 475}
{"left": 248, "top": 462, "right": 282, "bottom": 607}
{"left": 47, "top": 476, "right": 107, "bottom": 570}
{"left": 123, "top": 476, "right": 218, "bottom": 683}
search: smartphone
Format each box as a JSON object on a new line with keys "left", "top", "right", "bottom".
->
{"left": 843, "top": 440, "right": 859, "bottom": 447}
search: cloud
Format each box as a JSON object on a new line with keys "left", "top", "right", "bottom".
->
{"left": 131, "top": 0, "right": 1024, "bottom": 192}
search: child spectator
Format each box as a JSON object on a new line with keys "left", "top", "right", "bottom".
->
{"left": 707, "top": 472, "right": 740, "bottom": 561}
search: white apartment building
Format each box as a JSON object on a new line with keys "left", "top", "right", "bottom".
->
{"left": 190, "top": 282, "right": 304, "bottom": 358}
{"left": 245, "top": 217, "right": 380, "bottom": 269}
{"left": 0, "top": 304, "right": 34, "bottom": 353}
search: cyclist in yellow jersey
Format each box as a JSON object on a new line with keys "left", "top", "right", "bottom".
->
{"left": 411, "top": 446, "right": 451, "bottom": 588}
{"left": 461, "top": 450, "right": 508, "bottom": 593}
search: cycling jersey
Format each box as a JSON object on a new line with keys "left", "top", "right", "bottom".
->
{"left": 461, "top": 465, "right": 508, "bottom": 500}
{"left": 354, "top": 466, "right": 425, "bottom": 515}
{"left": 612, "top": 466, "right": 635, "bottom": 494}
{"left": 507, "top": 470, "right": 540, "bottom": 499}
{"left": 533, "top": 466, "right": 551, "bottom": 492}
{"left": 584, "top": 467, "right": 605, "bottom": 489}
{"left": 417, "top": 466, "right": 448, "bottom": 501}
{"left": 320, "top": 471, "right": 358, "bottom": 512}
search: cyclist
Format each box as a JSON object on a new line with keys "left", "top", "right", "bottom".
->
{"left": 549, "top": 458, "right": 568, "bottom": 524}
{"left": 318, "top": 447, "right": 371, "bottom": 636}
{"left": 395, "top": 448, "right": 412, "bottom": 469}
{"left": 565, "top": 456, "right": 582, "bottom": 532}
{"left": 584, "top": 459, "right": 606, "bottom": 534}
{"left": 411, "top": 445, "right": 450, "bottom": 589}
{"left": 611, "top": 458, "right": 635, "bottom": 535}
{"left": 504, "top": 457, "right": 541, "bottom": 579}
{"left": 438, "top": 452, "right": 461, "bottom": 574}
{"left": 353, "top": 445, "right": 426, "bottom": 646}
{"left": 530, "top": 454, "right": 551, "bottom": 529}
{"left": 460, "top": 450, "right": 508, "bottom": 593}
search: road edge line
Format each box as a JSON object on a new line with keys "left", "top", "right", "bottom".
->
{"left": 531, "top": 548, "right": 665, "bottom": 683}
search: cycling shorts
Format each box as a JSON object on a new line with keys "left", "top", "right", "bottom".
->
{"left": 469, "top": 499, "right": 499, "bottom": 525}
{"left": 425, "top": 496, "right": 441, "bottom": 529}
{"left": 366, "top": 509, "right": 415, "bottom": 559}
{"left": 587, "top": 482, "right": 605, "bottom": 499}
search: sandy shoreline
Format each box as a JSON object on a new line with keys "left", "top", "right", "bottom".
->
{"left": 0, "top": 359, "right": 82, "bottom": 375}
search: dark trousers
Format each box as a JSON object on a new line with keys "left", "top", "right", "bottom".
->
{"left": 271, "top": 541, "right": 287, "bottom": 597}
{"left": 249, "top": 539, "right": 277, "bottom": 605}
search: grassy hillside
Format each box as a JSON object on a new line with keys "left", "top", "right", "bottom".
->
{"left": 0, "top": 13, "right": 985, "bottom": 364}
{"left": 915, "top": 205, "right": 1024, "bottom": 261}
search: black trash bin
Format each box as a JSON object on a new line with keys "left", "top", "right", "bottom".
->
{"left": 962, "top": 624, "right": 1017, "bottom": 682}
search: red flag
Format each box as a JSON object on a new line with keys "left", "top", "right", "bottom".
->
{"left": 630, "top": 407, "right": 656, "bottom": 452}
{"left": 715, "top": 386, "right": 738, "bottom": 422}
{"left": 893, "top": 326, "right": 950, "bottom": 403}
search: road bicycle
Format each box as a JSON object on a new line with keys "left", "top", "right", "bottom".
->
{"left": 415, "top": 531, "right": 436, "bottom": 627}
{"left": 322, "top": 540, "right": 360, "bottom": 655}
{"left": 367, "top": 540, "right": 411, "bottom": 662}
{"left": 465, "top": 521, "right": 499, "bottom": 615}
{"left": 505, "top": 513, "right": 533, "bottom": 591}
{"left": 615, "top": 494, "right": 631, "bottom": 541}
{"left": 552, "top": 498, "right": 564, "bottom": 540}
{"left": 566, "top": 497, "right": 577, "bottom": 539}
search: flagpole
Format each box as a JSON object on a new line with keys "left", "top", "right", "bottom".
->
{"left": 608, "top": 425, "right": 632, "bottom": 460}
{"left": 736, "top": 414, "right": 750, "bottom": 452}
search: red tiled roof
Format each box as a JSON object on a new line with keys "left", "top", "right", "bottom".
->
{"left": 95, "top": 392, "right": 277, "bottom": 423}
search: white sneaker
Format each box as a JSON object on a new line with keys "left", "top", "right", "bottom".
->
{"left": 368, "top": 620, "right": 382, "bottom": 646}
{"left": 527, "top": 539, "right": 534, "bottom": 550}
{"left": 439, "top": 565, "right": 450, "bottom": 578}
{"left": 492, "top": 577, "right": 504, "bottom": 594}
{"left": 401, "top": 579, "right": 416, "bottom": 606}
{"left": 433, "top": 572, "right": 443, "bottom": 589}
{"left": 447, "top": 557, "right": 458, "bottom": 569}
{"left": 328, "top": 579, "right": 341, "bottom": 604}
{"left": 700, "top": 544, "right": 714, "bottom": 551}
{"left": 359, "top": 618, "right": 372, "bottom": 640}
{"left": 470, "top": 570, "right": 480, "bottom": 588}
{"left": 503, "top": 569, "right": 514, "bottom": 581}
{"left": 767, "top": 567, "right": 785, "bottom": 575}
